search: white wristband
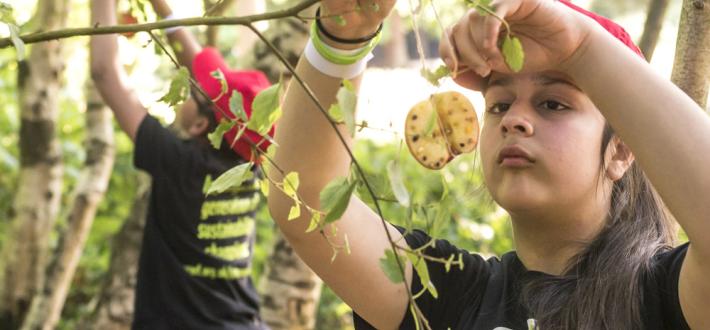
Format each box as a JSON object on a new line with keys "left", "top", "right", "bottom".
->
{"left": 163, "top": 13, "right": 184, "bottom": 34}
{"left": 304, "top": 39, "right": 373, "bottom": 80}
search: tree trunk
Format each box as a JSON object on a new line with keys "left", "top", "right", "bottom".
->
{"left": 78, "top": 173, "right": 151, "bottom": 330}
{"left": 671, "top": 0, "right": 710, "bottom": 110}
{"left": 638, "top": 0, "right": 672, "bottom": 60}
{"left": 0, "top": 0, "right": 69, "bottom": 327}
{"left": 381, "top": 14, "right": 408, "bottom": 67}
{"left": 249, "top": 4, "right": 316, "bottom": 82}
{"left": 20, "top": 84, "right": 116, "bottom": 330}
{"left": 203, "top": 0, "right": 237, "bottom": 47}
{"left": 230, "top": 0, "right": 263, "bottom": 58}
{"left": 259, "top": 232, "right": 322, "bottom": 330}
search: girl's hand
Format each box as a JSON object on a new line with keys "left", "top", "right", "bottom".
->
{"left": 319, "top": 0, "right": 397, "bottom": 49}
{"left": 440, "top": 0, "right": 594, "bottom": 91}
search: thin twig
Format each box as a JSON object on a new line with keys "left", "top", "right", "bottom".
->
{"left": 0, "top": 0, "right": 319, "bottom": 48}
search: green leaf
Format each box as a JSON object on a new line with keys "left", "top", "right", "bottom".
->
{"left": 320, "top": 176, "right": 356, "bottom": 223}
{"left": 205, "top": 163, "right": 253, "bottom": 195}
{"left": 283, "top": 172, "right": 299, "bottom": 198}
{"left": 7, "top": 24, "right": 24, "bottom": 61}
{"left": 502, "top": 35, "right": 525, "bottom": 72}
{"left": 259, "top": 178, "right": 269, "bottom": 197}
{"left": 265, "top": 143, "right": 277, "bottom": 160}
{"left": 159, "top": 66, "right": 191, "bottom": 107}
{"left": 420, "top": 65, "right": 450, "bottom": 87}
{"left": 208, "top": 120, "right": 236, "bottom": 149}
{"left": 440, "top": 174, "right": 450, "bottom": 201}
{"left": 288, "top": 203, "right": 301, "bottom": 220}
{"left": 328, "top": 104, "right": 344, "bottom": 123}
{"left": 305, "top": 212, "right": 321, "bottom": 233}
{"left": 423, "top": 105, "right": 438, "bottom": 137}
{"left": 210, "top": 69, "right": 228, "bottom": 98}
{"left": 202, "top": 175, "right": 213, "bottom": 194}
{"left": 407, "top": 252, "right": 438, "bottom": 298}
{"left": 386, "top": 160, "right": 410, "bottom": 207}
{"left": 1, "top": 2, "right": 16, "bottom": 24}
{"left": 229, "top": 91, "right": 248, "bottom": 122}
{"left": 336, "top": 80, "right": 357, "bottom": 136}
{"left": 466, "top": 0, "right": 493, "bottom": 13}
{"left": 379, "top": 249, "right": 404, "bottom": 283}
{"left": 444, "top": 253, "right": 455, "bottom": 272}
{"left": 247, "top": 83, "right": 282, "bottom": 135}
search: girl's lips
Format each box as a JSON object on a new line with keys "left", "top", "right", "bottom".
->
{"left": 500, "top": 156, "right": 534, "bottom": 167}
{"left": 497, "top": 145, "right": 535, "bottom": 167}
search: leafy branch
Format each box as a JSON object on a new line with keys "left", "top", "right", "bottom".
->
{"left": 0, "top": 0, "right": 319, "bottom": 49}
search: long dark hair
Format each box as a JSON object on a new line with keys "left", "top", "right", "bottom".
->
{"left": 520, "top": 123, "right": 677, "bottom": 329}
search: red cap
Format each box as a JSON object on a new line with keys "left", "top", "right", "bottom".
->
{"left": 559, "top": 0, "right": 644, "bottom": 58}
{"left": 192, "top": 47, "right": 275, "bottom": 162}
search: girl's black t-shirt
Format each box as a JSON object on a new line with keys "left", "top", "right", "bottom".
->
{"left": 132, "top": 115, "right": 265, "bottom": 330}
{"left": 355, "top": 229, "right": 690, "bottom": 330}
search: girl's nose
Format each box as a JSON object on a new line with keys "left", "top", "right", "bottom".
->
{"left": 500, "top": 105, "right": 534, "bottom": 137}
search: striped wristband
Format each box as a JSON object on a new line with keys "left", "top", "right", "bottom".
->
{"left": 305, "top": 20, "right": 381, "bottom": 79}
{"left": 304, "top": 38, "right": 374, "bottom": 79}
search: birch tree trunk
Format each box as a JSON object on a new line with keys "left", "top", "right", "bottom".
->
{"left": 20, "top": 84, "right": 116, "bottom": 330}
{"left": 381, "top": 14, "right": 408, "bottom": 67}
{"left": 79, "top": 173, "right": 151, "bottom": 330}
{"left": 0, "top": 0, "right": 69, "bottom": 327}
{"left": 671, "top": 0, "right": 710, "bottom": 110}
{"left": 638, "top": 0, "right": 672, "bottom": 60}
{"left": 203, "top": 0, "right": 236, "bottom": 46}
{"left": 259, "top": 232, "right": 322, "bottom": 330}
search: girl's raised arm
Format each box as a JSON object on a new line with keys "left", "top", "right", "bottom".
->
{"left": 266, "top": 1, "right": 414, "bottom": 329}
{"left": 440, "top": 0, "right": 710, "bottom": 327}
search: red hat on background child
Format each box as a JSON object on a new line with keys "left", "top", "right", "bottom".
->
{"left": 192, "top": 47, "right": 274, "bottom": 162}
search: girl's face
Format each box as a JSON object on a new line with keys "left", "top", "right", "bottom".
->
{"left": 480, "top": 71, "right": 608, "bottom": 218}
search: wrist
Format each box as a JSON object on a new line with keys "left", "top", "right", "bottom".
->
{"left": 318, "top": 24, "right": 380, "bottom": 50}
{"left": 559, "top": 19, "right": 604, "bottom": 75}
{"left": 317, "top": 7, "right": 382, "bottom": 50}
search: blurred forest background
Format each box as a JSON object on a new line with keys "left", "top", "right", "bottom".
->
{"left": 0, "top": 0, "right": 706, "bottom": 329}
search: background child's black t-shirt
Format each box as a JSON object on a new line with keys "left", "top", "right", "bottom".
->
{"left": 132, "top": 115, "right": 264, "bottom": 330}
{"left": 355, "top": 228, "right": 690, "bottom": 330}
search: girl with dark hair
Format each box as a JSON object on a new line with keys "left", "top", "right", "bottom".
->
{"left": 267, "top": 0, "right": 709, "bottom": 329}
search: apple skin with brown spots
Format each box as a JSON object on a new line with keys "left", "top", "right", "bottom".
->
{"left": 405, "top": 92, "right": 479, "bottom": 170}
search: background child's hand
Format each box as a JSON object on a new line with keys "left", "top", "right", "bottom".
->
{"left": 440, "top": 0, "right": 594, "bottom": 91}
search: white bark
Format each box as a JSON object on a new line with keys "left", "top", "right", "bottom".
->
{"left": 0, "top": 0, "right": 69, "bottom": 326}
{"left": 21, "top": 84, "right": 116, "bottom": 330}
{"left": 670, "top": 0, "right": 710, "bottom": 110}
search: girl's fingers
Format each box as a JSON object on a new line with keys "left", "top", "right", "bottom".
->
{"left": 452, "top": 10, "right": 491, "bottom": 77}
{"left": 440, "top": 25, "right": 488, "bottom": 90}
{"left": 439, "top": 27, "right": 459, "bottom": 76}
{"left": 480, "top": 0, "right": 509, "bottom": 63}
{"left": 452, "top": 70, "right": 488, "bottom": 91}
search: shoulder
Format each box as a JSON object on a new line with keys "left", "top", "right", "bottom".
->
{"left": 642, "top": 243, "right": 690, "bottom": 330}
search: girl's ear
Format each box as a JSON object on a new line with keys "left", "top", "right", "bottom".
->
{"left": 605, "top": 136, "right": 635, "bottom": 181}
{"left": 190, "top": 115, "right": 210, "bottom": 137}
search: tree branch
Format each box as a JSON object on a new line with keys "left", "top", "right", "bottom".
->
{"left": 0, "top": 0, "right": 319, "bottom": 48}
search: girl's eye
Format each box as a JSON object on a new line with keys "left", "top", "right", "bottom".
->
{"left": 540, "top": 100, "right": 569, "bottom": 111}
{"left": 487, "top": 103, "right": 511, "bottom": 113}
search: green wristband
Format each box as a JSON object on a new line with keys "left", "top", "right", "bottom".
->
{"left": 310, "top": 21, "right": 382, "bottom": 65}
